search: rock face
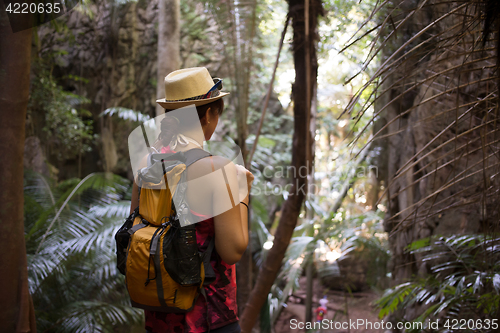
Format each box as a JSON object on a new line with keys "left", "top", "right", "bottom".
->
{"left": 318, "top": 242, "right": 390, "bottom": 292}
{"left": 36, "top": 0, "right": 157, "bottom": 176}
{"left": 36, "top": 0, "right": 227, "bottom": 177}
{"left": 318, "top": 249, "right": 371, "bottom": 292}
{"left": 24, "top": 136, "right": 51, "bottom": 177}
{"left": 373, "top": 0, "right": 499, "bottom": 325}
{"left": 39, "top": 1, "right": 155, "bottom": 115}
{"left": 377, "top": 0, "right": 499, "bottom": 280}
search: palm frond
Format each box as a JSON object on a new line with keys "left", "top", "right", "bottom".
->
{"left": 25, "top": 170, "right": 134, "bottom": 331}
{"left": 47, "top": 301, "right": 141, "bottom": 333}
{"left": 88, "top": 201, "right": 133, "bottom": 219}
{"left": 34, "top": 173, "right": 129, "bottom": 253}
{"left": 376, "top": 234, "right": 500, "bottom": 327}
{"left": 100, "top": 107, "right": 151, "bottom": 122}
{"left": 56, "top": 221, "right": 117, "bottom": 256}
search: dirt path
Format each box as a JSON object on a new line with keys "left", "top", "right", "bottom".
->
{"left": 274, "top": 277, "right": 386, "bottom": 333}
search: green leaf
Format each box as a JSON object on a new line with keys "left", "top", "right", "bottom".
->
{"left": 406, "top": 237, "right": 431, "bottom": 252}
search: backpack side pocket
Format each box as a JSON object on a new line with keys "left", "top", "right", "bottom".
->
{"left": 163, "top": 222, "right": 202, "bottom": 286}
{"left": 115, "top": 207, "right": 139, "bottom": 275}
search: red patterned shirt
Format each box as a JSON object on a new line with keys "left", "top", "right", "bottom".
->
{"left": 144, "top": 212, "right": 239, "bottom": 333}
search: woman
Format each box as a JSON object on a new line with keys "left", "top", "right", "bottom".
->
{"left": 129, "top": 67, "right": 253, "bottom": 333}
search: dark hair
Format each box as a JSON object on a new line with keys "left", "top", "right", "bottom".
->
{"left": 159, "top": 98, "right": 225, "bottom": 146}
{"left": 159, "top": 116, "right": 179, "bottom": 146}
{"left": 195, "top": 98, "right": 225, "bottom": 118}
{"left": 164, "top": 98, "right": 224, "bottom": 118}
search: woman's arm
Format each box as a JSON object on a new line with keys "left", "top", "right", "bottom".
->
{"left": 212, "top": 160, "right": 253, "bottom": 265}
{"left": 130, "top": 180, "right": 139, "bottom": 215}
{"left": 129, "top": 155, "right": 147, "bottom": 214}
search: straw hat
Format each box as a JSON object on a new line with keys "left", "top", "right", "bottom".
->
{"left": 156, "top": 67, "right": 230, "bottom": 109}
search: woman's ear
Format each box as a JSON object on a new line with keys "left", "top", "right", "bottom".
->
{"left": 205, "top": 107, "right": 213, "bottom": 125}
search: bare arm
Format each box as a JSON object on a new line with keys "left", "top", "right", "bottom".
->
{"left": 129, "top": 155, "right": 147, "bottom": 215}
{"left": 212, "top": 161, "right": 253, "bottom": 265}
{"left": 130, "top": 180, "right": 139, "bottom": 215}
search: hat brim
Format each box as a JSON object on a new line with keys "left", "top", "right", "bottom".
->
{"left": 156, "top": 92, "right": 230, "bottom": 110}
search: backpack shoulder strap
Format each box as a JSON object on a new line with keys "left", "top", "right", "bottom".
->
{"left": 183, "top": 148, "right": 212, "bottom": 167}
{"left": 171, "top": 149, "right": 211, "bottom": 227}
{"left": 201, "top": 238, "right": 230, "bottom": 286}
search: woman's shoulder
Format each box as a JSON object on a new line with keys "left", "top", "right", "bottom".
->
{"left": 185, "top": 152, "right": 239, "bottom": 194}
{"left": 211, "top": 155, "right": 235, "bottom": 169}
{"left": 193, "top": 153, "right": 236, "bottom": 172}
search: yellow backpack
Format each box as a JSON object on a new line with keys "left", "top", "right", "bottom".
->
{"left": 115, "top": 149, "right": 215, "bottom": 312}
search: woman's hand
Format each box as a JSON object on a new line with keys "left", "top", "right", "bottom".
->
{"left": 235, "top": 164, "right": 254, "bottom": 201}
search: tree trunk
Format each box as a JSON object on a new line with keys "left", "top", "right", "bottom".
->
{"left": 230, "top": 0, "right": 257, "bottom": 314}
{"left": 304, "top": 261, "right": 314, "bottom": 323}
{"left": 239, "top": 0, "right": 321, "bottom": 330}
{"left": 0, "top": 11, "right": 36, "bottom": 333}
{"left": 155, "top": 0, "right": 181, "bottom": 116}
